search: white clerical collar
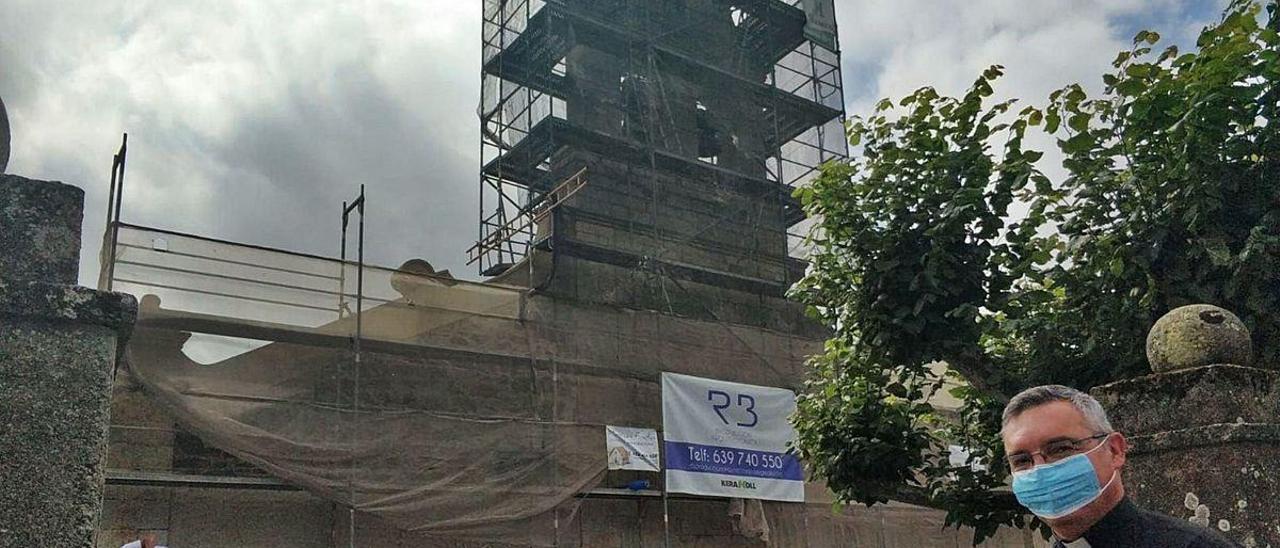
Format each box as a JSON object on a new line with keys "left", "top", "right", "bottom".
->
{"left": 1059, "top": 537, "right": 1091, "bottom": 548}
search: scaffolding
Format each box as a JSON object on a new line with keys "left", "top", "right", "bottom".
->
{"left": 92, "top": 3, "right": 1040, "bottom": 544}
{"left": 97, "top": 223, "right": 1036, "bottom": 547}
{"left": 476, "top": 0, "right": 846, "bottom": 277}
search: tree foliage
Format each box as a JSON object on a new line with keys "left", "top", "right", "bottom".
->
{"left": 790, "top": 1, "right": 1278, "bottom": 541}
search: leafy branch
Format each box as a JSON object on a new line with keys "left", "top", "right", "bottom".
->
{"left": 790, "top": 1, "right": 1279, "bottom": 542}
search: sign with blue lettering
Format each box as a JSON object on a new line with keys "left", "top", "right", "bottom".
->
{"left": 661, "top": 372, "right": 804, "bottom": 502}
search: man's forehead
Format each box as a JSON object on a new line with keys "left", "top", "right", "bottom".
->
{"left": 1002, "top": 400, "right": 1093, "bottom": 449}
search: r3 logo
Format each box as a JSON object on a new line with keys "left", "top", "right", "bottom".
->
{"left": 707, "top": 390, "right": 758, "bottom": 427}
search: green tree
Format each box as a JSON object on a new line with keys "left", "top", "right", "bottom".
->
{"left": 790, "top": 1, "right": 1278, "bottom": 541}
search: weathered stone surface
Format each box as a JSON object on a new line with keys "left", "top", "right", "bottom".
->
{"left": 0, "top": 319, "right": 121, "bottom": 547}
{"left": 1, "top": 95, "right": 9, "bottom": 173}
{"left": 1, "top": 299, "right": 134, "bottom": 547}
{"left": 0, "top": 173, "right": 137, "bottom": 546}
{"left": 98, "top": 486, "right": 337, "bottom": 548}
{"left": 1146, "top": 304, "right": 1253, "bottom": 372}
{"left": 0, "top": 174, "right": 85, "bottom": 285}
{"left": 0, "top": 279, "right": 137, "bottom": 332}
{"left": 1123, "top": 429, "right": 1280, "bottom": 547}
{"left": 1093, "top": 365, "right": 1280, "bottom": 434}
{"left": 1092, "top": 358, "right": 1280, "bottom": 546}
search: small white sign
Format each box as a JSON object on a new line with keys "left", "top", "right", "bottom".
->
{"left": 605, "top": 426, "right": 660, "bottom": 472}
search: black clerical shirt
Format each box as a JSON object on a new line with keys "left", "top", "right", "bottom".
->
{"left": 1051, "top": 498, "right": 1241, "bottom": 547}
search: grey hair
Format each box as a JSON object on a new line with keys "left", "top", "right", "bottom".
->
{"left": 1001, "top": 385, "right": 1114, "bottom": 434}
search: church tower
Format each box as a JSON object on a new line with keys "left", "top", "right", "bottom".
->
{"left": 475, "top": 0, "right": 846, "bottom": 329}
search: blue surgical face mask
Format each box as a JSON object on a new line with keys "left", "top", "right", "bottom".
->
{"left": 1011, "top": 435, "right": 1117, "bottom": 519}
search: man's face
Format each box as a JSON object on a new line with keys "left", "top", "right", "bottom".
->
{"left": 1002, "top": 401, "right": 1126, "bottom": 503}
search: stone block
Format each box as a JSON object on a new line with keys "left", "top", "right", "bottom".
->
{"left": 1093, "top": 362, "right": 1280, "bottom": 546}
{"left": 1093, "top": 365, "right": 1280, "bottom": 434}
{"left": 668, "top": 499, "right": 734, "bottom": 536}
{"left": 166, "top": 487, "right": 333, "bottom": 547}
{"left": 0, "top": 279, "right": 137, "bottom": 333}
{"left": 109, "top": 381, "right": 178, "bottom": 429}
{"left": 1124, "top": 432, "right": 1280, "bottom": 546}
{"left": 0, "top": 321, "right": 121, "bottom": 546}
{"left": 581, "top": 528, "right": 626, "bottom": 548}
{"left": 0, "top": 278, "right": 135, "bottom": 547}
{"left": 106, "top": 425, "right": 175, "bottom": 471}
{"left": 0, "top": 174, "right": 84, "bottom": 284}
{"left": 100, "top": 486, "right": 173, "bottom": 531}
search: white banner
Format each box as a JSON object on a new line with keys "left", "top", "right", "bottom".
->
{"left": 605, "top": 426, "right": 660, "bottom": 472}
{"left": 661, "top": 372, "right": 804, "bottom": 502}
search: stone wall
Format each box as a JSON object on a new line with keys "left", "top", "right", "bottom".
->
{"left": 98, "top": 484, "right": 1041, "bottom": 548}
{"left": 96, "top": 283, "right": 1036, "bottom": 546}
{"left": 0, "top": 174, "right": 136, "bottom": 547}
{"left": 1094, "top": 365, "right": 1280, "bottom": 546}
{"left": 1092, "top": 305, "right": 1280, "bottom": 547}
{"left": 99, "top": 486, "right": 337, "bottom": 548}
{"left": 0, "top": 175, "right": 84, "bottom": 283}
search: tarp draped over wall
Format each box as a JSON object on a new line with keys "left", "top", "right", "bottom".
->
{"left": 106, "top": 224, "right": 1040, "bottom": 546}
{"left": 107, "top": 224, "right": 817, "bottom": 546}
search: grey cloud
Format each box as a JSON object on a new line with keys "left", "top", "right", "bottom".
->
{"left": 0, "top": 0, "right": 1223, "bottom": 288}
{"left": 1, "top": 0, "right": 480, "bottom": 284}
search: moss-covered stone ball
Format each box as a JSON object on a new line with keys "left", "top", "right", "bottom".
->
{"left": 1146, "top": 304, "right": 1253, "bottom": 373}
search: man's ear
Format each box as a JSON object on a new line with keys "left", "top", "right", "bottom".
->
{"left": 1108, "top": 432, "right": 1128, "bottom": 468}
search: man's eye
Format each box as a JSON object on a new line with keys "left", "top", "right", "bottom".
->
{"left": 1008, "top": 454, "right": 1033, "bottom": 469}
{"left": 1045, "top": 442, "right": 1076, "bottom": 458}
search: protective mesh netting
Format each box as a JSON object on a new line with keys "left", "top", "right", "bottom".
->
{"left": 94, "top": 0, "right": 1049, "bottom": 543}
{"left": 104, "top": 222, "right": 1040, "bottom": 546}
{"left": 105, "top": 224, "right": 837, "bottom": 546}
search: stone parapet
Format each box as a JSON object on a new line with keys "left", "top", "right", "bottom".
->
{"left": 1093, "top": 363, "right": 1280, "bottom": 546}
{"left": 1, "top": 174, "right": 85, "bottom": 284}
{"left": 0, "top": 175, "right": 136, "bottom": 548}
{"left": 1120, "top": 429, "right": 1280, "bottom": 546}
{"left": 0, "top": 286, "right": 136, "bottom": 547}
{"left": 0, "top": 279, "right": 137, "bottom": 332}
{"left": 1093, "top": 364, "right": 1279, "bottom": 434}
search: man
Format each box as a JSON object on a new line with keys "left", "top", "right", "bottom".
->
{"left": 1000, "top": 385, "right": 1240, "bottom": 547}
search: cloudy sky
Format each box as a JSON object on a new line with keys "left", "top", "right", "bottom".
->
{"left": 0, "top": 0, "right": 1226, "bottom": 286}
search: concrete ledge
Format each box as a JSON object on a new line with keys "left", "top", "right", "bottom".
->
{"left": 1092, "top": 364, "right": 1280, "bottom": 433}
{"left": 1128, "top": 422, "right": 1280, "bottom": 455}
{"left": 105, "top": 469, "right": 296, "bottom": 491}
{"left": 0, "top": 279, "right": 137, "bottom": 335}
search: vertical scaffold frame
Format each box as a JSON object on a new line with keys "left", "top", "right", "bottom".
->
{"left": 476, "top": 0, "right": 848, "bottom": 277}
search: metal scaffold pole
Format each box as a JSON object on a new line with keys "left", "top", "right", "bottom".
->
{"left": 340, "top": 185, "right": 366, "bottom": 548}
{"left": 662, "top": 433, "right": 671, "bottom": 548}
{"left": 104, "top": 133, "right": 128, "bottom": 292}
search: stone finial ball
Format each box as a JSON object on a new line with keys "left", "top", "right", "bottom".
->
{"left": 1146, "top": 304, "right": 1252, "bottom": 373}
{"left": 1, "top": 94, "right": 9, "bottom": 174}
